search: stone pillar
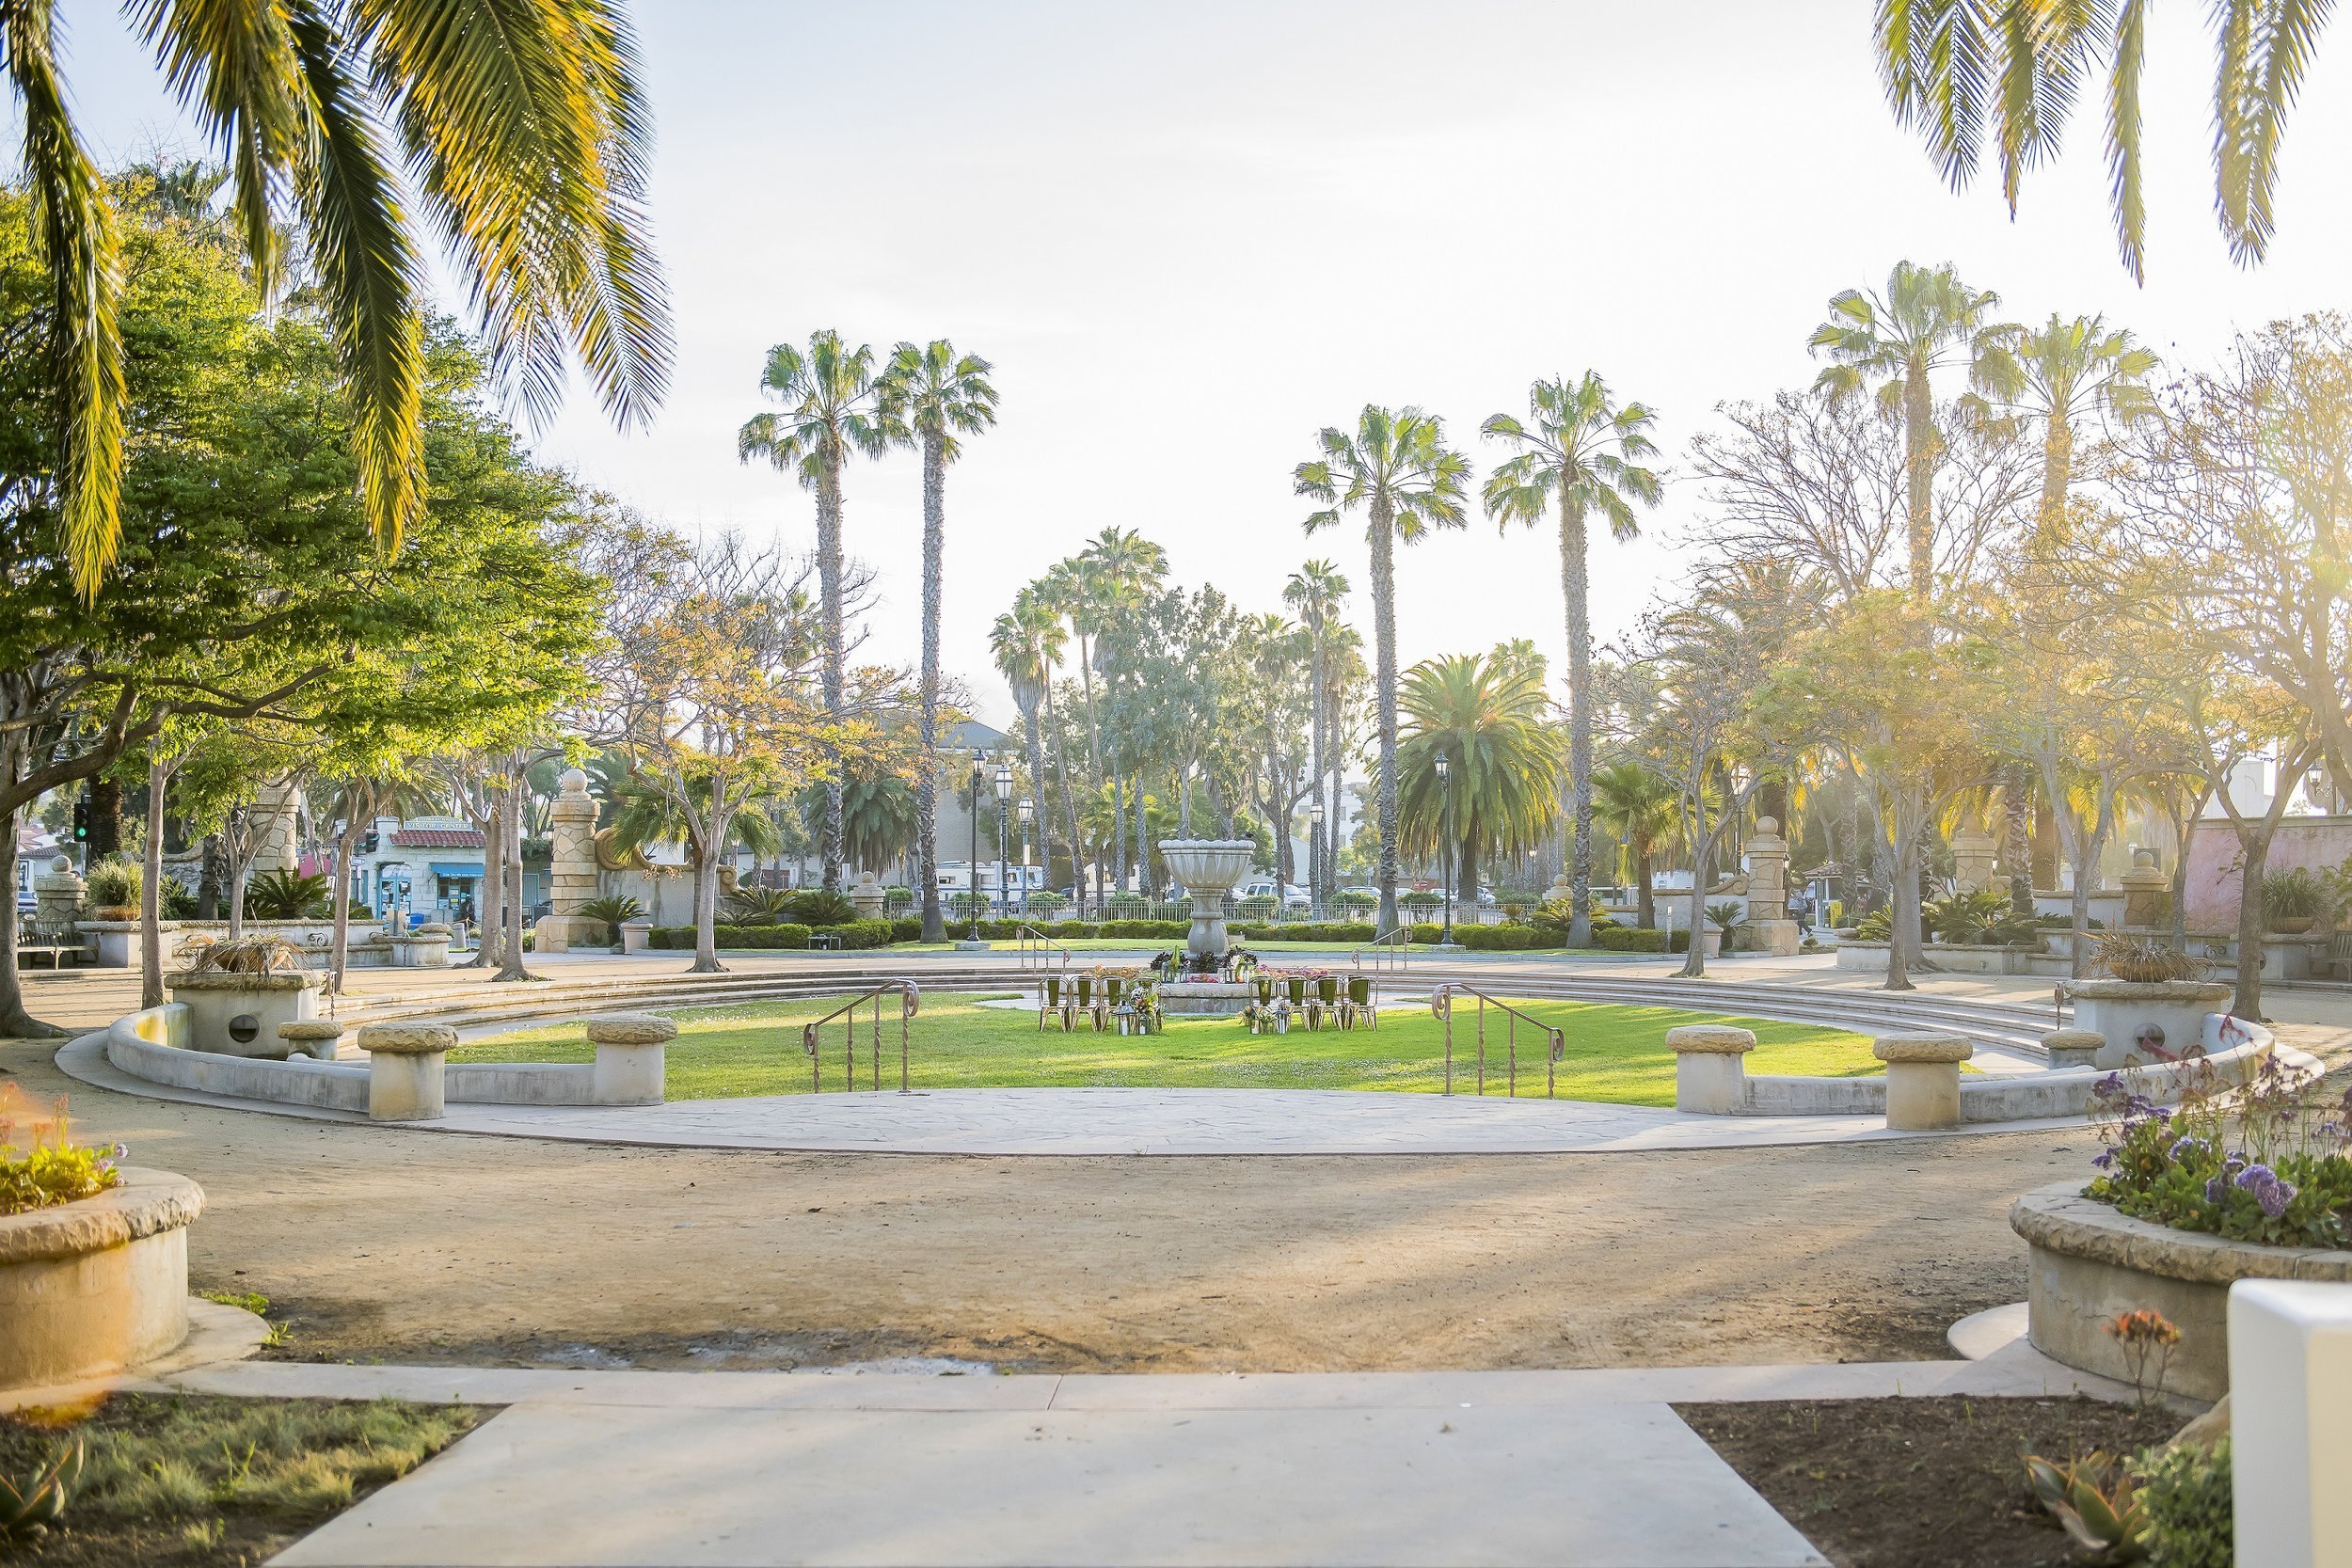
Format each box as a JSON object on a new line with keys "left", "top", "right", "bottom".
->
{"left": 274, "top": 1019, "right": 347, "bottom": 1063}
{"left": 2040, "top": 1028, "right": 2105, "bottom": 1071}
{"left": 588, "top": 1012, "right": 675, "bottom": 1105}
{"left": 359, "top": 1023, "right": 453, "bottom": 1120}
{"left": 1950, "top": 824, "right": 1997, "bottom": 895}
{"left": 32, "top": 855, "right": 85, "bottom": 939}
{"left": 2120, "top": 847, "right": 2171, "bottom": 929}
{"left": 1874, "top": 1032, "right": 1972, "bottom": 1129}
{"left": 1742, "top": 818, "right": 1800, "bottom": 957}
{"left": 534, "top": 768, "right": 599, "bottom": 954}
{"left": 850, "top": 870, "right": 886, "bottom": 921}
{"left": 250, "top": 782, "right": 300, "bottom": 874}
{"left": 1668, "top": 1024, "right": 1756, "bottom": 1114}
{"left": 2229, "top": 1279, "right": 2352, "bottom": 1568}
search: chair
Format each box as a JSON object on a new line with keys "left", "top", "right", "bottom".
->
{"left": 1341, "top": 974, "right": 1376, "bottom": 1031}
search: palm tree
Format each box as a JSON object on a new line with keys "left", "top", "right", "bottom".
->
{"left": 1070, "top": 528, "right": 1167, "bottom": 909}
{"left": 1590, "top": 761, "right": 1679, "bottom": 931}
{"left": 8, "top": 0, "right": 670, "bottom": 600}
{"left": 739, "top": 330, "right": 894, "bottom": 894}
{"left": 1282, "top": 561, "right": 1351, "bottom": 911}
{"left": 879, "top": 341, "right": 997, "bottom": 941}
{"left": 1393, "top": 654, "right": 1563, "bottom": 913}
{"left": 992, "top": 586, "right": 1068, "bottom": 906}
{"left": 1873, "top": 1, "right": 2328, "bottom": 280}
{"left": 1295, "top": 405, "right": 1470, "bottom": 933}
{"left": 1995, "top": 314, "right": 2161, "bottom": 541}
{"left": 1809, "top": 262, "right": 2011, "bottom": 605}
{"left": 1483, "top": 372, "right": 1663, "bottom": 950}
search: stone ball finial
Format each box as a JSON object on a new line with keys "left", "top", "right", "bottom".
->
{"left": 50, "top": 854, "right": 72, "bottom": 874}
{"left": 2133, "top": 847, "right": 2157, "bottom": 868}
{"left": 1754, "top": 816, "right": 1778, "bottom": 835}
{"left": 559, "top": 767, "right": 589, "bottom": 793}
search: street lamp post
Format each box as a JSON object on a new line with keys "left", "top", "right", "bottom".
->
{"left": 1436, "top": 753, "right": 1457, "bottom": 948}
{"left": 964, "top": 750, "right": 986, "bottom": 946}
{"left": 1017, "top": 798, "right": 1034, "bottom": 915}
{"left": 1308, "top": 800, "right": 1325, "bottom": 919}
{"left": 993, "top": 761, "right": 1012, "bottom": 923}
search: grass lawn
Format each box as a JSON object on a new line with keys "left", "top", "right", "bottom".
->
{"left": 453, "top": 991, "right": 1883, "bottom": 1105}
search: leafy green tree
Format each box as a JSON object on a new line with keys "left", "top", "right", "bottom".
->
{"left": 795, "top": 768, "right": 919, "bottom": 874}
{"left": 2, "top": 0, "right": 668, "bottom": 597}
{"left": 739, "top": 330, "right": 894, "bottom": 894}
{"left": 1282, "top": 561, "right": 1351, "bottom": 909}
{"left": 880, "top": 341, "right": 996, "bottom": 941}
{"left": 1873, "top": 0, "right": 2328, "bottom": 279}
{"left": 1392, "top": 653, "right": 1563, "bottom": 915}
{"left": 992, "top": 584, "right": 1069, "bottom": 898}
{"left": 1994, "top": 315, "right": 2161, "bottom": 542}
{"left": 1809, "top": 262, "right": 2011, "bottom": 604}
{"left": 1295, "top": 405, "right": 1469, "bottom": 932}
{"left": 1483, "top": 372, "right": 1663, "bottom": 948}
{"left": 1590, "top": 761, "right": 1679, "bottom": 931}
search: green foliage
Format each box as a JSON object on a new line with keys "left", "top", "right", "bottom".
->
{"left": 2136, "top": 1439, "right": 2232, "bottom": 1568}
{"left": 2261, "top": 865, "right": 2328, "bottom": 922}
{"left": 82, "top": 854, "right": 139, "bottom": 911}
{"left": 1335, "top": 888, "right": 1378, "bottom": 911}
{"left": 1, "top": 1435, "right": 82, "bottom": 1537}
{"left": 1596, "top": 927, "right": 1693, "bottom": 953}
{"left": 1706, "top": 901, "right": 1746, "bottom": 933}
{"left": 244, "top": 868, "right": 329, "bottom": 920}
{"left": 0, "top": 1099, "right": 124, "bottom": 1216}
{"left": 159, "top": 876, "right": 196, "bottom": 920}
{"left": 884, "top": 884, "right": 915, "bottom": 911}
{"left": 2025, "top": 1450, "right": 2147, "bottom": 1564}
{"left": 787, "top": 889, "right": 857, "bottom": 927}
{"left": 648, "top": 923, "right": 810, "bottom": 951}
{"left": 1853, "top": 907, "right": 1894, "bottom": 941}
{"left": 1930, "top": 888, "right": 2038, "bottom": 945}
{"left": 2090, "top": 1058, "right": 2352, "bottom": 1248}
{"left": 577, "top": 895, "right": 644, "bottom": 945}
{"left": 720, "top": 886, "right": 795, "bottom": 926}
{"left": 825, "top": 919, "right": 894, "bottom": 950}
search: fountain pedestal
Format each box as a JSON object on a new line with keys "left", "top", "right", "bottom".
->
{"left": 1158, "top": 838, "right": 1257, "bottom": 961}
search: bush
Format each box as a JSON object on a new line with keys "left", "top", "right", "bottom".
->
{"left": 0, "top": 1099, "right": 123, "bottom": 1216}
{"left": 1025, "top": 892, "right": 1069, "bottom": 916}
{"left": 1231, "top": 921, "right": 1377, "bottom": 943}
{"left": 787, "top": 888, "right": 857, "bottom": 927}
{"left": 159, "top": 876, "right": 196, "bottom": 920}
{"left": 647, "top": 923, "right": 812, "bottom": 950}
{"left": 2137, "top": 1439, "right": 2231, "bottom": 1568}
{"left": 820, "top": 919, "right": 894, "bottom": 950}
{"left": 245, "top": 867, "right": 329, "bottom": 920}
{"left": 884, "top": 885, "right": 915, "bottom": 911}
{"left": 721, "top": 886, "right": 795, "bottom": 925}
{"left": 1595, "top": 927, "right": 1692, "bottom": 953}
{"left": 82, "top": 854, "right": 140, "bottom": 911}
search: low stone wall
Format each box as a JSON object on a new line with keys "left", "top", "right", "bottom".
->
{"left": 109, "top": 1006, "right": 368, "bottom": 1113}
{"left": 0, "top": 1166, "right": 203, "bottom": 1390}
{"left": 2011, "top": 1181, "right": 2352, "bottom": 1401}
{"left": 444, "top": 1062, "right": 599, "bottom": 1105}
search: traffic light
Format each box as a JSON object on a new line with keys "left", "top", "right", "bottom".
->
{"left": 72, "top": 798, "right": 88, "bottom": 843}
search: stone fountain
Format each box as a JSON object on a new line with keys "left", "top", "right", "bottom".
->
{"left": 1154, "top": 838, "right": 1257, "bottom": 1015}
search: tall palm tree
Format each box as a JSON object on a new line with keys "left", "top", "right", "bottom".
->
{"left": 1393, "top": 653, "right": 1562, "bottom": 913}
{"left": 1282, "top": 561, "right": 1350, "bottom": 911}
{"left": 992, "top": 585, "right": 1067, "bottom": 906}
{"left": 1295, "top": 405, "right": 1470, "bottom": 933}
{"left": 879, "top": 341, "right": 997, "bottom": 941}
{"left": 1995, "top": 314, "right": 2161, "bottom": 541}
{"left": 739, "top": 330, "right": 893, "bottom": 893}
{"left": 7, "top": 0, "right": 670, "bottom": 600}
{"left": 1483, "top": 372, "right": 1663, "bottom": 950}
{"left": 1809, "top": 262, "right": 2011, "bottom": 605}
{"left": 1590, "top": 761, "right": 1679, "bottom": 932}
{"left": 1071, "top": 528, "right": 1166, "bottom": 908}
{"left": 1873, "top": 0, "right": 2329, "bottom": 280}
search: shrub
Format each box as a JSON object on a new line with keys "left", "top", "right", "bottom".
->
{"left": 1335, "top": 890, "right": 1377, "bottom": 912}
{"left": 82, "top": 855, "right": 140, "bottom": 912}
{"left": 2136, "top": 1438, "right": 2231, "bottom": 1568}
{"left": 159, "top": 877, "right": 196, "bottom": 920}
{"left": 1595, "top": 927, "right": 1691, "bottom": 953}
{"left": 2096, "top": 934, "right": 2204, "bottom": 984}
{"left": 647, "top": 923, "right": 812, "bottom": 950}
{"left": 245, "top": 868, "right": 329, "bottom": 920}
{"left": 2261, "top": 865, "right": 2329, "bottom": 924}
{"left": 786, "top": 888, "right": 857, "bottom": 927}
{"left": 1400, "top": 891, "right": 1442, "bottom": 912}
{"left": 721, "top": 886, "right": 795, "bottom": 925}
{"left": 1928, "top": 889, "right": 2036, "bottom": 945}
{"left": 884, "top": 885, "right": 915, "bottom": 911}
{"left": 821, "top": 918, "right": 894, "bottom": 950}
{"left": 577, "top": 895, "right": 644, "bottom": 947}
{"left": 1025, "top": 892, "right": 1068, "bottom": 916}
{"left": 1853, "top": 907, "right": 1893, "bottom": 941}
{"left": 0, "top": 1092, "right": 124, "bottom": 1217}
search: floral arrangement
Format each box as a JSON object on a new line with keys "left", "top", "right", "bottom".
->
{"left": 1238, "top": 999, "right": 1294, "bottom": 1033}
{"left": 1134, "top": 985, "right": 1163, "bottom": 1031}
{"left": 0, "top": 1089, "right": 126, "bottom": 1217}
{"left": 2087, "top": 1057, "right": 2352, "bottom": 1249}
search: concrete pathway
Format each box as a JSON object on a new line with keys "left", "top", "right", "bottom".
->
{"left": 55, "top": 1033, "right": 2084, "bottom": 1153}
{"left": 247, "top": 1338, "right": 2122, "bottom": 1568}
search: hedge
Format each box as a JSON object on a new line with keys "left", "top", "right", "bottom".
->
{"left": 1594, "top": 927, "right": 1692, "bottom": 953}
{"left": 649, "top": 922, "right": 811, "bottom": 950}
{"left": 1229, "top": 921, "right": 1377, "bottom": 943}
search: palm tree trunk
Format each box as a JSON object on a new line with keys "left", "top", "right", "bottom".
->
{"left": 2038, "top": 414, "right": 2074, "bottom": 543}
{"left": 816, "top": 455, "right": 848, "bottom": 894}
{"left": 2005, "top": 759, "right": 2035, "bottom": 918}
{"left": 1369, "top": 497, "right": 1401, "bottom": 934}
{"left": 1903, "top": 360, "right": 1935, "bottom": 603}
{"left": 1633, "top": 836, "right": 1655, "bottom": 930}
{"left": 1561, "top": 491, "right": 1595, "bottom": 950}
{"left": 1310, "top": 628, "right": 1327, "bottom": 909}
{"left": 1050, "top": 684, "right": 1082, "bottom": 915}
{"left": 1134, "top": 776, "right": 1150, "bottom": 899}
{"left": 498, "top": 781, "right": 536, "bottom": 980}
{"left": 916, "top": 434, "right": 946, "bottom": 942}
{"left": 1021, "top": 698, "right": 1049, "bottom": 917}
{"left": 140, "top": 754, "right": 169, "bottom": 1010}
{"left": 1112, "top": 775, "right": 1127, "bottom": 901}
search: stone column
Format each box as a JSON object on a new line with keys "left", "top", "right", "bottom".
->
{"left": 2120, "top": 847, "right": 2170, "bottom": 929}
{"left": 588, "top": 1012, "right": 675, "bottom": 1105}
{"left": 850, "top": 871, "right": 886, "bottom": 921}
{"left": 534, "top": 768, "right": 599, "bottom": 954}
{"left": 1668, "top": 1024, "right": 1756, "bottom": 1114}
{"left": 2229, "top": 1279, "right": 2352, "bottom": 1568}
{"left": 2040, "top": 1028, "right": 2105, "bottom": 1071}
{"left": 1950, "top": 825, "right": 1997, "bottom": 894}
{"left": 31, "top": 855, "right": 85, "bottom": 939}
{"left": 1742, "top": 817, "right": 1800, "bottom": 957}
{"left": 250, "top": 781, "right": 300, "bottom": 874}
{"left": 1874, "top": 1033, "right": 1972, "bottom": 1129}
{"left": 359, "top": 1023, "right": 453, "bottom": 1120}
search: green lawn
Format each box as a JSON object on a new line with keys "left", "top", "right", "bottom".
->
{"left": 452, "top": 991, "right": 1883, "bottom": 1105}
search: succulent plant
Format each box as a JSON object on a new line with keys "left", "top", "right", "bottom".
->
{"left": 1, "top": 1435, "right": 83, "bottom": 1538}
{"left": 2025, "top": 1450, "right": 2148, "bottom": 1563}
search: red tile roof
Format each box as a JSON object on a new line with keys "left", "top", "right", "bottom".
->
{"left": 390, "top": 828, "right": 484, "bottom": 849}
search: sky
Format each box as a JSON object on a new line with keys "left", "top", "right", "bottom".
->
{"left": 56, "top": 1, "right": 2352, "bottom": 728}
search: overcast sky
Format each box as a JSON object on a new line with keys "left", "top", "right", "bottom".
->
{"left": 58, "top": 1, "right": 2352, "bottom": 726}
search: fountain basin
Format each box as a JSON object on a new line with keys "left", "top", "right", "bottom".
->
{"left": 1158, "top": 839, "right": 1256, "bottom": 960}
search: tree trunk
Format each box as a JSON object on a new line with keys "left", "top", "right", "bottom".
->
{"left": 2005, "top": 759, "right": 2035, "bottom": 918}
{"left": 2038, "top": 412, "right": 2074, "bottom": 543}
{"left": 1903, "top": 360, "right": 1935, "bottom": 604}
{"left": 0, "top": 801, "right": 58, "bottom": 1038}
{"left": 1310, "top": 629, "right": 1327, "bottom": 910}
{"left": 1560, "top": 492, "right": 1596, "bottom": 950}
{"left": 1133, "top": 776, "right": 1150, "bottom": 899}
{"left": 2218, "top": 742, "right": 2316, "bottom": 1020}
{"left": 1884, "top": 810, "right": 1922, "bottom": 992}
{"left": 816, "top": 456, "right": 848, "bottom": 895}
{"left": 1370, "top": 497, "right": 1401, "bottom": 934}
{"left": 916, "top": 433, "right": 946, "bottom": 942}
{"left": 1021, "top": 695, "right": 1049, "bottom": 922}
{"left": 141, "top": 756, "right": 169, "bottom": 1009}
{"left": 1634, "top": 838, "right": 1655, "bottom": 930}
{"left": 88, "top": 776, "right": 121, "bottom": 859}
{"left": 1679, "top": 813, "right": 1714, "bottom": 979}
{"left": 690, "top": 830, "right": 725, "bottom": 974}
{"left": 1050, "top": 684, "right": 1083, "bottom": 920}
{"left": 497, "top": 782, "right": 537, "bottom": 981}
{"left": 1112, "top": 776, "right": 1127, "bottom": 899}
{"left": 472, "top": 796, "right": 503, "bottom": 969}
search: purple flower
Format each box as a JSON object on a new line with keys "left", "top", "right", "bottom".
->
{"left": 2169, "top": 1135, "right": 2208, "bottom": 1162}
{"left": 110, "top": 1142, "right": 128, "bottom": 1159}
{"left": 2234, "top": 1164, "right": 2297, "bottom": 1219}
{"left": 2206, "top": 1176, "right": 2227, "bottom": 1203}
{"left": 2092, "top": 1150, "right": 2116, "bottom": 1169}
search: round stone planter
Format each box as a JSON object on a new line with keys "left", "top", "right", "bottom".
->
{"left": 165, "top": 969, "right": 322, "bottom": 1056}
{"left": 0, "top": 1167, "right": 203, "bottom": 1390}
{"left": 2010, "top": 1180, "right": 2352, "bottom": 1402}
{"left": 2061, "top": 980, "right": 2233, "bottom": 1069}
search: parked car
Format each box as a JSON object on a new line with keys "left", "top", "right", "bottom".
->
{"left": 1237, "top": 879, "right": 1311, "bottom": 911}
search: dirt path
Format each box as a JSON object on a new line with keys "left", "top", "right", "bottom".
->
{"left": 6, "top": 1037, "right": 2109, "bottom": 1375}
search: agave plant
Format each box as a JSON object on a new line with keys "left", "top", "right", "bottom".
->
{"left": 721, "top": 886, "right": 796, "bottom": 926}
{"left": 2096, "top": 935, "right": 2206, "bottom": 986}
{"left": 246, "top": 868, "right": 332, "bottom": 920}
{"left": 786, "top": 889, "right": 857, "bottom": 927}
{"left": 2024, "top": 1450, "right": 2148, "bottom": 1564}
{"left": 1, "top": 1434, "right": 83, "bottom": 1538}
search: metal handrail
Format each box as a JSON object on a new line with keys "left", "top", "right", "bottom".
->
{"left": 1430, "top": 984, "right": 1564, "bottom": 1098}
{"left": 1352, "top": 927, "right": 1410, "bottom": 972}
{"left": 1015, "top": 926, "right": 1073, "bottom": 972}
{"left": 801, "top": 981, "right": 921, "bottom": 1094}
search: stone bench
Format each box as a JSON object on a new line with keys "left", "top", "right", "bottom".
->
{"left": 274, "top": 1018, "right": 347, "bottom": 1062}
{"left": 1873, "top": 1032, "right": 1972, "bottom": 1130}
{"left": 588, "top": 1012, "right": 675, "bottom": 1106}
{"left": 358, "top": 1023, "right": 456, "bottom": 1121}
{"left": 1667, "top": 1024, "right": 1756, "bottom": 1114}
{"left": 2040, "top": 1028, "right": 2104, "bottom": 1071}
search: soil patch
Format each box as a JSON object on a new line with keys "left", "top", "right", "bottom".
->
{"left": 1678, "top": 1395, "right": 2188, "bottom": 1567}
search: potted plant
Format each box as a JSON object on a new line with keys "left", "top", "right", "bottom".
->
{"left": 83, "top": 855, "right": 141, "bottom": 922}
{"left": 2260, "top": 867, "right": 2328, "bottom": 934}
{"left": 579, "top": 894, "right": 645, "bottom": 953}
{"left": 2095, "top": 934, "right": 2204, "bottom": 985}
{"left": 1284, "top": 975, "right": 1307, "bottom": 1006}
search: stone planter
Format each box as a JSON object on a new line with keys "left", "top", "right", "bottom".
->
{"left": 389, "top": 927, "right": 451, "bottom": 968}
{"left": 0, "top": 1167, "right": 203, "bottom": 1390}
{"left": 165, "top": 969, "right": 322, "bottom": 1056}
{"left": 618, "top": 920, "right": 651, "bottom": 955}
{"left": 2062, "top": 979, "right": 2233, "bottom": 1069}
{"left": 2012, "top": 1181, "right": 2352, "bottom": 1402}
